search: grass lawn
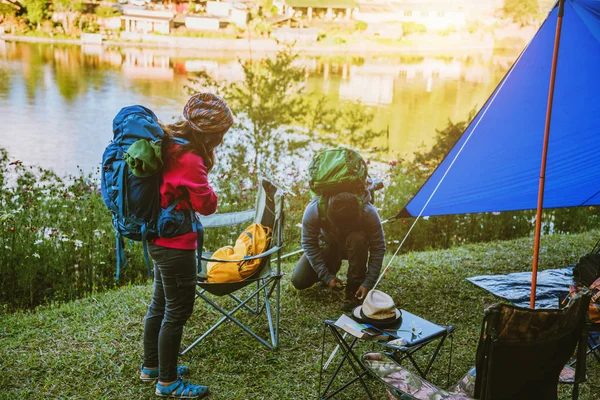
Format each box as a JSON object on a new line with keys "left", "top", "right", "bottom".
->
{"left": 1, "top": 230, "right": 599, "bottom": 399}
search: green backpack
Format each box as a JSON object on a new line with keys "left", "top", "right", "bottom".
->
{"left": 308, "top": 147, "right": 368, "bottom": 222}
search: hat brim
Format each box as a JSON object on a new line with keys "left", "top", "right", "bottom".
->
{"left": 352, "top": 306, "right": 402, "bottom": 328}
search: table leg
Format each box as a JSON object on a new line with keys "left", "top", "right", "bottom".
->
{"left": 389, "top": 330, "right": 451, "bottom": 379}
{"left": 319, "top": 324, "right": 374, "bottom": 400}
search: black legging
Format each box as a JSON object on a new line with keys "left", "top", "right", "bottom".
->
{"left": 143, "top": 244, "right": 196, "bottom": 382}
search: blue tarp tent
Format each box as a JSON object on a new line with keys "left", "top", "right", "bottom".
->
{"left": 399, "top": 0, "right": 600, "bottom": 219}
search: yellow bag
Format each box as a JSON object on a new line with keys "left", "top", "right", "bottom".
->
{"left": 206, "top": 223, "right": 272, "bottom": 283}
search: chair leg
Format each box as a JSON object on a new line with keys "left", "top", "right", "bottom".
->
{"left": 263, "top": 283, "right": 276, "bottom": 347}
{"left": 181, "top": 279, "right": 278, "bottom": 354}
{"left": 275, "top": 275, "right": 280, "bottom": 347}
{"left": 256, "top": 280, "right": 260, "bottom": 313}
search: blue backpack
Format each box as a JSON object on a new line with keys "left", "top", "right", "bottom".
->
{"left": 101, "top": 106, "right": 202, "bottom": 279}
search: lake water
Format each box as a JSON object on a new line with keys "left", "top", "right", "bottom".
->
{"left": 0, "top": 41, "right": 519, "bottom": 176}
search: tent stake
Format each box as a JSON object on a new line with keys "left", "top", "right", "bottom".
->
{"left": 531, "top": 0, "right": 566, "bottom": 309}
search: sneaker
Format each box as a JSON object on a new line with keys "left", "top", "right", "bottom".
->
{"left": 140, "top": 365, "right": 190, "bottom": 382}
{"left": 340, "top": 299, "right": 360, "bottom": 313}
{"left": 155, "top": 378, "right": 209, "bottom": 398}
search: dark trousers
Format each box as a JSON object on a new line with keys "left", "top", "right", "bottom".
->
{"left": 291, "top": 231, "right": 368, "bottom": 299}
{"left": 143, "top": 243, "right": 196, "bottom": 382}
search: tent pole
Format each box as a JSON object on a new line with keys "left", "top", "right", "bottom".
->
{"left": 530, "top": 0, "right": 566, "bottom": 309}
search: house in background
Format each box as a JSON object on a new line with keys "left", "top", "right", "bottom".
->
{"left": 205, "top": 1, "right": 249, "bottom": 27}
{"left": 281, "top": 0, "right": 502, "bottom": 30}
{"left": 283, "top": 0, "right": 358, "bottom": 21}
{"left": 121, "top": 9, "right": 175, "bottom": 34}
{"left": 355, "top": 0, "right": 467, "bottom": 31}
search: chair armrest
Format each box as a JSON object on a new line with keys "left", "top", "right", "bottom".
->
{"left": 200, "top": 245, "right": 283, "bottom": 263}
{"left": 196, "top": 209, "right": 254, "bottom": 228}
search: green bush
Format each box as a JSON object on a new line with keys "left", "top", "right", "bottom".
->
{"left": 401, "top": 21, "right": 427, "bottom": 36}
{"left": 0, "top": 149, "right": 149, "bottom": 310}
{"left": 94, "top": 6, "right": 121, "bottom": 19}
{"left": 0, "top": 3, "right": 17, "bottom": 18}
{"left": 334, "top": 35, "right": 346, "bottom": 45}
{"left": 354, "top": 20, "right": 368, "bottom": 32}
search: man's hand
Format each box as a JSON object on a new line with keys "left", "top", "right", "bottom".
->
{"left": 355, "top": 286, "right": 369, "bottom": 301}
{"left": 328, "top": 276, "right": 344, "bottom": 291}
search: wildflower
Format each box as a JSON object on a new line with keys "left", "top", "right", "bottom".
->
{"left": 4, "top": 246, "right": 11, "bottom": 250}
{"left": 74, "top": 240, "right": 83, "bottom": 249}
{"left": 34, "top": 239, "right": 43, "bottom": 245}
{"left": 388, "top": 160, "right": 397, "bottom": 167}
{"left": 99, "top": 261, "right": 106, "bottom": 265}
{"left": 492, "top": 211, "right": 501, "bottom": 216}
{"left": 32, "top": 253, "right": 40, "bottom": 259}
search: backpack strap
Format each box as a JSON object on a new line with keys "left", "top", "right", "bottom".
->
{"left": 115, "top": 230, "right": 126, "bottom": 280}
{"left": 190, "top": 210, "right": 204, "bottom": 275}
{"left": 113, "top": 159, "right": 127, "bottom": 280}
{"left": 141, "top": 223, "right": 152, "bottom": 277}
{"left": 116, "top": 159, "right": 127, "bottom": 220}
{"left": 317, "top": 196, "right": 328, "bottom": 223}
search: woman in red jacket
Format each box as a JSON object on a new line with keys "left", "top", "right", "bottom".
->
{"left": 139, "top": 93, "right": 233, "bottom": 398}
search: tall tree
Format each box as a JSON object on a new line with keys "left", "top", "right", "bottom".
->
{"left": 53, "top": 0, "right": 84, "bottom": 35}
{"left": 19, "top": 0, "right": 47, "bottom": 29}
{"left": 502, "top": 0, "right": 540, "bottom": 26}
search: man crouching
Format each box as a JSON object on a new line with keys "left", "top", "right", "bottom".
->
{"left": 291, "top": 191, "right": 386, "bottom": 312}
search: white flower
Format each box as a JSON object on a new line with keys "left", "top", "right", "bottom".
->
{"left": 61, "top": 235, "right": 70, "bottom": 242}
{"left": 32, "top": 253, "right": 40, "bottom": 259}
{"left": 74, "top": 240, "right": 83, "bottom": 249}
{"left": 40, "top": 228, "right": 56, "bottom": 239}
{"left": 34, "top": 239, "right": 43, "bottom": 245}
{"left": 4, "top": 246, "right": 11, "bottom": 250}
{"left": 99, "top": 261, "right": 106, "bottom": 265}
{"left": 93, "top": 229, "right": 106, "bottom": 238}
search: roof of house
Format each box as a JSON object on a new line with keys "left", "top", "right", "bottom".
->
{"left": 357, "top": 1, "right": 464, "bottom": 13}
{"left": 285, "top": 0, "right": 358, "bottom": 9}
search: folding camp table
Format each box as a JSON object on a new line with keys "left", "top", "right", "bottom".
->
{"left": 318, "top": 310, "right": 454, "bottom": 400}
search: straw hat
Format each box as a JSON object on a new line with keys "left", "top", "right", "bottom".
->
{"left": 352, "top": 289, "right": 402, "bottom": 328}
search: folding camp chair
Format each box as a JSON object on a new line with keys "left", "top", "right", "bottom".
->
{"left": 362, "top": 289, "right": 591, "bottom": 400}
{"left": 180, "top": 179, "right": 284, "bottom": 355}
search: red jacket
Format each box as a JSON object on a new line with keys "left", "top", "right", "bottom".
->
{"left": 153, "top": 146, "right": 218, "bottom": 249}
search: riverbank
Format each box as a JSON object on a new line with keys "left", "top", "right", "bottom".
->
{"left": 0, "top": 32, "right": 524, "bottom": 56}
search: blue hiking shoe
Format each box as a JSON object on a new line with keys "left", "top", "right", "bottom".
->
{"left": 155, "top": 378, "right": 209, "bottom": 398}
{"left": 140, "top": 365, "right": 190, "bottom": 382}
